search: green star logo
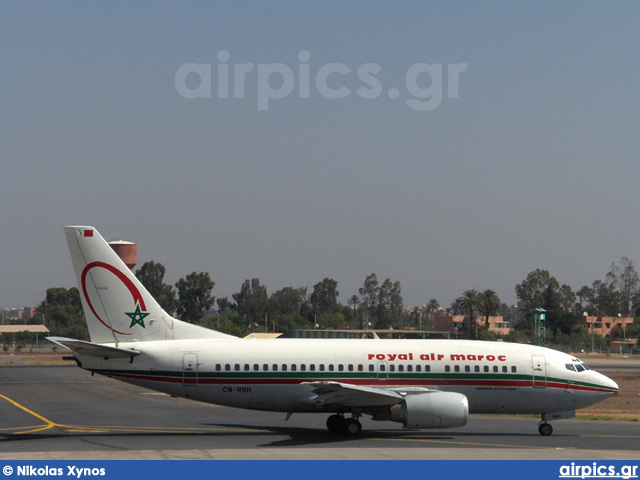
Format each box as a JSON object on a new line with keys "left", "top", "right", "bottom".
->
{"left": 125, "top": 304, "right": 150, "bottom": 329}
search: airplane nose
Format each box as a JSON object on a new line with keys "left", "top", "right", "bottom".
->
{"left": 599, "top": 372, "right": 618, "bottom": 393}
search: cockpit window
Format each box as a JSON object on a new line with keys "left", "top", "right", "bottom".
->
{"left": 566, "top": 362, "right": 590, "bottom": 373}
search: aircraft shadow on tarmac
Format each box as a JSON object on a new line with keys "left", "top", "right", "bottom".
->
{"left": 0, "top": 422, "right": 557, "bottom": 450}
{"left": 212, "top": 423, "right": 544, "bottom": 445}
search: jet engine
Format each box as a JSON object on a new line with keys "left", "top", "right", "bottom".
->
{"left": 388, "top": 392, "right": 469, "bottom": 429}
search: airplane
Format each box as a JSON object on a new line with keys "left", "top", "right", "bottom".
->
{"left": 48, "top": 226, "right": 619, "bottom": 437}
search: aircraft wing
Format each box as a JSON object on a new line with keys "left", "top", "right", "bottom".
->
{"left": 47, "top": 337, "right": 140, "bottom": 359}
{"left": 302, "top": 381, "right": 431, "bottom": 408}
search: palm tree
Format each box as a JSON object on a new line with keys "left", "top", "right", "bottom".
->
{"left": 34, "top": 300, "right": 47, "bottom": 326}
{"left": 479, "top": 289, "right": 501, "bottom": 330}
{"left": 449, "top": 298, "right": 462, "bottom": 315}
{"left": 426, "top": 298, "right": 440, "bottom": 329}
{"left": 348, "top": 295, "right": 361, "bottom": 328}
{"left": 458, "top": 289, "right": 481, "bottom": 339}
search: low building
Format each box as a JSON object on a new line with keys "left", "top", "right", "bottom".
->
{"left": 609, "top": 339, "right": 637, "bottom": 355}
{"left": 578, "top": 315, "right": 634, "bottom": 337}
{"left": 435, "top": 315, "right": 511, "bottom": 338}
{"left": 0, "top": 324, "right": 50, "bottom": 347}
{"left": 1, "top": 307, "right": 36, "bottom": 321}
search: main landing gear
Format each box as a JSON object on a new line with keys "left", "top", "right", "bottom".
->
{"left": 326, "top": 414, "right": 362, "bottom": 436}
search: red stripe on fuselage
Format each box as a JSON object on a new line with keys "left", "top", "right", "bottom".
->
{"left": 94, "top": 371, "right": 616, "bottom": 394}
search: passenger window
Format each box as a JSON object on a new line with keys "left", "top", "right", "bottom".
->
{"left": 263, "top": 364, "right": 268, "bottom": 371}
{"left": 338, "top": 364, "right": 344, "bottom": 372}
{"left": 380, "top": 365, "right": 386, "bottom": 372}
{"left": 319, "top": 364, "right": 325, "bottom": 371}
{"left": 291, "top": 364, "right": 297, "bottom": 372}
{"left": 348, "top": 364, "right": 354, "bottom": 372}
{"left": 425, "top": 365, "right": 430, "bottom": 372}
{"left": 445, "top": 365, "right": 450, "bottom": 372}
{"left": 368, "top": 364, "right": 374, "bottom": 372}
{"left": 484, "top": 366, "right": 489, "bottom": 373}
{"left": 389, "top": 365, "right": 395, "bottom": 372}
{"left": 253, "top": 364, "right": 259, "bottom": 371}
{"left": 215, "top": 364, "right": 221, "bottom": 372}
{"left": 416, "top": 365, "right": 421, "bottom": 372}
{"left": 358, "top": 364, "right": 363, "bottom": 372}
{"left": 398, "top": 365, "right": 404, "bottom": 372}
{"left": 282, "top": 364, "right": 288, "bottom": 372}
{"left": 474, "top": 366, "right": 480, "bottom": 373}
{"left": 407, "top": 365, "right": 413, "bottom": 372}
{"left": 310, "top": 364, "right": 316, "bottom": 371}
{"left": 511, "top": 366, "right": 516, "bottom": 373}
{"left": 502, "top": 366, "right": 507, "bottom": 373}
{"left": 244, "top": 364, "right": 250, "bottom": 371}
{"left": 234, "top": 364, "right": 240, "bottom": 371}
{"left": 493, "top": 366, "right": 498, "bottom": 373}
{"left": 272, "top": 364, "right": 278, "bottom": 371}
{"left": 465, "top": 365, "right": 470, "bottom": 373}
{"left": 454, "top": 365, "right": 460, "bottom": 373}
{"left": 328, "top": 364, "right": 334, "bottom": 372}
{"left": 300, "top": 364, "right": 306, "bottom": 371}
{"left": 225, "top": 364, "right": 231, "bottom": 372}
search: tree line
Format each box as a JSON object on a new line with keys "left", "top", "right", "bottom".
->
{"left": 438, "top": 257, "right": 640, "bottom": 349}
{"left": 136, "top": 264, "right": 404, "bottom": 338}
{"left": 11, "top": 256, "right": 640, "bottom": 349}
{"left": 506, "top": 257, "right": 640, "bottom": 348}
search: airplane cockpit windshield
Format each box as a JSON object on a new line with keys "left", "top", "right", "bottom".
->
{"left": 565, "top": 360, "right": 591, "bottom": 372}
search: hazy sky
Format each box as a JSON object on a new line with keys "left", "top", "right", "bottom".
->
{"left": 2, "top": 1, "right": 639, "bottom": 310}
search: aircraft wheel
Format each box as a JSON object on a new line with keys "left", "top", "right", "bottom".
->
{"left": 343, "top": 418, "right": 362, "bottom": 437}
{"left": 538, "top": 423, "right": 553, "bottom": 436}
{"left": 326, "top": 414, "right": 346, "bottom": 434}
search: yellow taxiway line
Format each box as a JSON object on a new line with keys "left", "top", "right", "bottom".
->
{"left": 2, "top": 392, "right": 639, "bottom": 458}
{"left": 0, "top": 393, "right": 268, "bottom": 436}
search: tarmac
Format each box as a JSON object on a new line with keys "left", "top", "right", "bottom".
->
{"left": 1, "top": 360, "right": 639, "bottom": 460}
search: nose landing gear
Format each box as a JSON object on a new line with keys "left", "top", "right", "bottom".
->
{"left": 538, "top": 411, "right": 574, "bottom": 435}
{"left": 538, "top": 422, "right": 553, "bottom": 436}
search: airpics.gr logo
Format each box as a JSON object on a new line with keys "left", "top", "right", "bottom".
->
{"left": 81, "top": 261, "right": 149, "bottom": 335}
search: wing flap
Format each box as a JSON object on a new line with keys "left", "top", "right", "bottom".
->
{"left": 302, "top": 381, "right": 405, "bottom": 408}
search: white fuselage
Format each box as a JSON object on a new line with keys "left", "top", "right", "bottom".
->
{"left": 74, "top": 338, "right": 618, "bottom": 415}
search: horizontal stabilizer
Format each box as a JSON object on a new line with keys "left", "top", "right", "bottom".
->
{"left": 46, "top": 337, "right": 140, "bottom": 359}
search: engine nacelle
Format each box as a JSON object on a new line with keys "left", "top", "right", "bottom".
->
{"left": 389, "top": 392, "right": 469, "bottom": 429}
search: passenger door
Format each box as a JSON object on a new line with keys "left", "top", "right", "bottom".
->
{"left": 182, "top": 353, "right": 199, "bottom": 386}
{"left": 531, "top": 355, "right": 546, "bottom": 388}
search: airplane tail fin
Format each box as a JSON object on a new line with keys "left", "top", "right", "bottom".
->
{"left": 64, "top": 226, "right": 237, "bottom": 344}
